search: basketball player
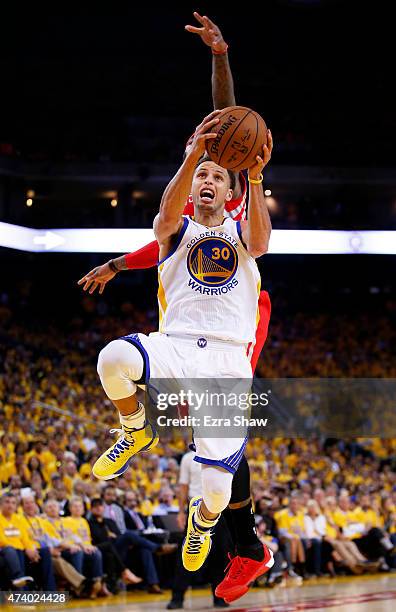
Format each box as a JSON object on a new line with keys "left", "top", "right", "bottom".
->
{"left": 78, "top": 12, "right": 270, "bottom": 372}
{"left": 90, "top": 110, "right": 274, "bottom": 597}
{"left": 78, "top": 13, "right": 273, "bottom": 603}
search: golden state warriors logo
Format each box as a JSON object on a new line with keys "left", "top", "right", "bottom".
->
{"left": 187, "top": 237, "right": 238, "bottom": 287}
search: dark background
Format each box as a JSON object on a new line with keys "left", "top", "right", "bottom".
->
{"left": 1, "top": 1, "right": 393, "bottom": 165}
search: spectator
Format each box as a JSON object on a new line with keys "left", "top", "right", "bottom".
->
{"left": 124, "top": 492, "right": 147, "bottom": 531}
{"left": 353, "top": 495, "right": 394, "bottom": 567}
{"left": 103, "top": 485, "right": 177, "bottom": 594}
{"left": 27, "top": 456, "right": 45, "bottom": 484}
{"left": 153, "top": 488, "right": 179, "bottom": 516}
{"left": 62, "top": 497, "right": 108, "bottom": 598}
{"left": 0, "top": 493, "right": 52, "bottom": 589}
{"left": 303, "top": 500, "right": 326, "bottom": 576}
{"left": 275, "top": 493, "right": 306, "bottom": 578}
{"left": 102, "top": 485, "right": 127, "bottom": 533}
{"left": 1, "top": 286, "right": 396, "bottom": 593}
{"left": 255, "top": 504, "right": 285, "bottom": 587}
{"left": 21, "top": 495, "right": 86, "bottom": 595}
{"left": 63, "top": 461, "right": 80, "bottom": 495}
{"left": 325, "top": 496, "right": 377, "bottom": 574}
{"left": 88, "top": 498, "right": 143, "bottom": 592}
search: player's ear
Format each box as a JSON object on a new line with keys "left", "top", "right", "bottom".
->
{"left": 225, "top": 188, "right": 233, "bottom": 202}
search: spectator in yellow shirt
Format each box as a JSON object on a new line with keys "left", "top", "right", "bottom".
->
{"left": 383, "top": 497, "right": 396, "bottom": 535}
{"left": 63, "top": 497, "right": 108, "bottom": 598}
{"left": 334, "top": 496, "right": 391, "bottom": 569}
{"left": 21, "top": 495, "right": 87, "bottom": 595}
{"left": 276, "top": 493, "right": 306, "bottom": 575}
{"left": 43, "top": 499, "right": 84, "bottom": 556}
{"left": 0, "top": 493, "right": 56, "bottom": 590}
{"left": 352, "top": 495, "right": 394, "bottom": 566}
{"left": 20, "top": 496, "right": 49, "bottom": 547}
{"left": 62, "top": 460, "right": 81, "bottom": 496}
{"left": 354, "top": 495, "right": 383, "bottom": 530}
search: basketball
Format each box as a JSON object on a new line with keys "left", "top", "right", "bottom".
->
{"left": 205, "top": 105, "right": 268, "bottom": 172}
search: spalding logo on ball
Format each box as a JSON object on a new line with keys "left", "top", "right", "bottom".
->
{"left": 206, "top": 105, "right": 268, "bottom": 173}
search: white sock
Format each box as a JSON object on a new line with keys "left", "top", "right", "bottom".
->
{"left": 119, "top": 401, "right": 145, "bottom": 431}
{"left": 193, "top": 503, "right": 219, "bottom": 533}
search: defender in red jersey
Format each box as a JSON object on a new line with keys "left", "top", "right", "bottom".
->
{"left": 78, "top": 12, "right": 273, "bottom": 606}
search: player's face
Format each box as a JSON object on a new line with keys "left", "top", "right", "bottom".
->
{"left": 192, "top": 161, "right": 233, "bottom": 213}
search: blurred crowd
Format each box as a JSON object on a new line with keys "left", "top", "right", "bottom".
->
{"left": 1, "top": 291, "right": 396, "bottom": 597}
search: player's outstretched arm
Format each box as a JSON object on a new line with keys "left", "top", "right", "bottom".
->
{"left": 185, "top": 12, "right": 235, "bottom": 109}
{"left": 186, "top": 13, "right": 242, "bottom": 201}
{"left": 154, "top": 110, "right": 221, "bottom": 245}
{"left": 77, "top": 239, "right": 162, "bottom": 293}
{"left": 241, "top": 130, "right": 273, "bottom": 258}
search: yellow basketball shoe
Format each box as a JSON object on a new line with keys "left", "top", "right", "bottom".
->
{"left": 182, "top": 497, "right": 214, "bottom": 572}
{"left": 92, "top": 421, "right": 159, "bottom": 480}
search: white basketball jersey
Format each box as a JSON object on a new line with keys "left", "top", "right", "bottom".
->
{"left": 157, "top": 216, "right": 261, "bottom": 344}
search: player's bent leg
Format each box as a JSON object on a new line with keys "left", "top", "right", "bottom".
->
{"left": 93, "top": 339, "right": 158, "bottom": 480}
{"left": 182, "top": 466, "right": 233, "bottom": 572}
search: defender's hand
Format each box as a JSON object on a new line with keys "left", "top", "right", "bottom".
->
{"left": 77, "top": 262, "right": 117, "bottom": 295}
{"left": 248, "top": 130, "right": 273, "bottom": 181}
{"left": 188, "top": 110, "right": 221, "bottom": 158}
{"left": 185, "top": 12, "right": 228, "bottom": 54}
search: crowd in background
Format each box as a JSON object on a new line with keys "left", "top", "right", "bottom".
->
{"left": 1, "top": 287, "right": 396, "bottom": 597}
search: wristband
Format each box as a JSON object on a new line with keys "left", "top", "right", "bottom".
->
{"left": 108, "top": 259, "right": 119, "bottom": 273}
{"left": 212, "top": 43, "right": 229, "bottom": 55}
{"left": 248, "top": 173, "right": 263, "bottom": 184}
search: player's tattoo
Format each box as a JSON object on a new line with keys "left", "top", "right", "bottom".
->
{"left": 211, "top": 53, "right": 242, "bottom": 199}
{"left": 212, "top": 53, "right": 236, "bottom": 110}
{"left": 111, "top": 255, "right": 128, "bottom": 271}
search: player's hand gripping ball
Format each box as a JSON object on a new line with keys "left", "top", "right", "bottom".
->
{"left": 205, "top": 106, "right": 268, "bottom": 173}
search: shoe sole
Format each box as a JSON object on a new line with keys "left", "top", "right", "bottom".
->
{"left": 219, "top": 548, "right": 275, "bottom": 603}
{"left": 92, "top": 434, "right": 159, "bottom": 480}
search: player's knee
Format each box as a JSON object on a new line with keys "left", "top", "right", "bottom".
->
{"left": 97, "top": 340, "right": 126, "bottom": 378}
{"left": 205, "top": 488, "right": 230, "bottom": 515}
{"left": 97, "top": 339, "right": 144, "bottom": 399}
{"left": 202, "top": 466, "right": 233, "bottom": 515}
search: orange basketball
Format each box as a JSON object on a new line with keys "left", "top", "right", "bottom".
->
{"left": 205, "top": 106, "right": 268, "bottom": 172}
